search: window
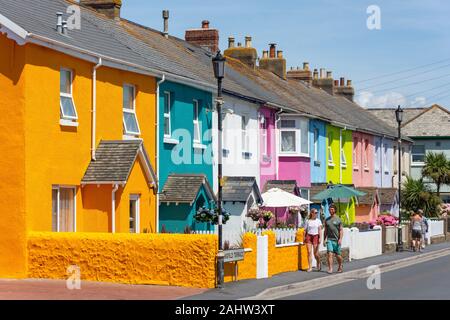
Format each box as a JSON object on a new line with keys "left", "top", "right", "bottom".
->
{"left": 313, "top": 128, "right": 319, "bottom": 161}
{"left": 163, "top": 92, "right": 171, "bottom": 137}
{"left": 353, "top": 138, "right": 359, "bottom": 170}
{"left": 123, "top": 84, "right": 140, "bottom": 136}
{"left": 60, "top": 68, "right": 78, "bottom": 121}
{"left": 193, "top": 100, "right": 201, "bottom": 143}
{"left": 242, "top": 115, "right": 250, "bottom": 152}
{"left": 279, "top": 119, "right": 309, "bottom": 155}
{"left": 52, "top": 186, "right": 76, "bottom": 232}
{"left": 262, "top": 118, "right": 268, "bottom": 156}
{"left": 363, "top": 139, "right": 369, "bottom": 169}
{"left": 412, "top": 145, "right": 425, "bottom": 164}
{"left": 300, "top": 189, "right": 310, "bottom": 211}
{"left": 129, "top": 195, "right": 140, "bottom": 234}
{"left": 374, "top": 142, "right": 380, "bottom": 171}
{"left": 328, "top": 132, "right": 334, "bottom": 165}
{"left": 341, "top": 138, "right": 347, "bottom": 168}
{"left": 383, "top": 144, "right": 389, "bottom": 173}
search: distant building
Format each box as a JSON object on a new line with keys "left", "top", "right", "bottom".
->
{"left": 368, "top": 104, "right": 450, "bottom": 203}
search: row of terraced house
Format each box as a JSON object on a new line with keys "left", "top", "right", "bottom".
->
{"left": 0, "top": 0, "right": 414, "bottom": 278}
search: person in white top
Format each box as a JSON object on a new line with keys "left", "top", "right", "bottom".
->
{"left": 304, "top": 208, "right": 323, "bottom": 272}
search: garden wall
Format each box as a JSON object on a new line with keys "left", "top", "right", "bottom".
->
{"left": 28, "top": 232, "right": 217, "bottom": 288}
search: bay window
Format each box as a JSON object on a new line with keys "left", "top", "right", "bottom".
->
{"left": 279, "top": 118, "right": 309, "bottom": 156}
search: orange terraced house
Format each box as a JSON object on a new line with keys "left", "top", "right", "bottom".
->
{"left": 0, "top": 0, "right": 168, "bottom": 278}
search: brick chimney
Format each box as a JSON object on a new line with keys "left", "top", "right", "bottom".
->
{"left": 185, "top": 20, "right": 219, "bottom": 53}
{"left": 287, "top": 62, "right": 312, "bottom": 84}
{"left": 334, "top": 78, "right": 355, "bottom": 102}
{"left": 259, "top": 43, "right": 287, "bottom": 79}
{"left": 312, "top": 68, "right": 334, "bottom": 95}
{"left": 80, "top": 0, "right": 122, "bottom": 20}
{"left": 223, "top": 36, "right": 258, "bottom": 69}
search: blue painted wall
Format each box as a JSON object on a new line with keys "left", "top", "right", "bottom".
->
{"left": 158, "top": 81, "right": 214, "bottom": 232}
{"left": 309, "top": 119, "right": 327, "bottom": 183}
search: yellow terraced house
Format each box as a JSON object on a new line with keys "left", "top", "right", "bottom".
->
{"left": 0, "top": 0, "right": 166, "bottom": 278}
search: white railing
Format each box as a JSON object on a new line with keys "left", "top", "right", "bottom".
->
{"left": 251, "top": 228, "right": 297, "bottom": 245}
{"left": 191, "top": 230, "right": 244, "bottom": 248}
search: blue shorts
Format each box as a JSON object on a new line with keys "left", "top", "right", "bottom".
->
{"left": 326, "top": 240, "right": 342, "bottom": 255}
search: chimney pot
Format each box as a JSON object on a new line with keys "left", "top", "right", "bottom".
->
{"left": 228, "top": 37, "right": 235, "bottom": 48}
{"left": 303, "top": 62, "right": 309, "bottom": 70}
{"left": 56, "top": 12, "right": 63, "bottom": 34}
{"left": 334, "top": 80, "right": 339, "bottom": 86}
{"left": 237, "top": 42, "right": 242, "bottom": 47}
{"left": 277, "top": 50, "right": 283, "bottom": 58}
{"left": 80, "top": 0, "right": 122, "bottom": 20}
{"left": 245, "top": 36, "right": 252, "bottom": 48}
{"left": 320, "top": 68, "right": 326, "bottom": 79}
{"left": 340, "top": 77, "right": 345, "bottom": 87}
{"left": 269, "top": 43, "right": 276, "bottom": 58}
{"left": 326, "top": 71, "right": 332, "bottom": 78}
{"left": 262, "top": 50, "right": 269, "bottom": 59}
{"left": 62, "top": 20, "right": 68, "bottom": 35}
{"left": 202, "top": 20, "right": 210, "bottom": 29}
{"left": 347, "top": 80, "right": 352, "bottom": 87}
{"left": 162, "top": 10, "right": 169, "bottom": 38}
{"left": 313, "top": 69, "right": 319, "bottom": 79}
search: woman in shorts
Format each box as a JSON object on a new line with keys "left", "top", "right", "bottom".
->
{"left": 304, "top": 208, "right": 323, "bottom": 272}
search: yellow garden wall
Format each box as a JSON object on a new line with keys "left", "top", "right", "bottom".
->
{"left": 28, "top": 232, "right": 218, "bottom": 288}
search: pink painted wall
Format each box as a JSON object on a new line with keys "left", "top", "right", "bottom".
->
{"left": 278, "top": 157, "right": 311, "bottom": 188}
{"left": 259, "top": 106, "right": 277, "bottom": 189}
{"left": 352, "top": 132, "right": 375, "bottom": 187}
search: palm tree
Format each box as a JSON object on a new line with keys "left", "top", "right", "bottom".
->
{"left": 422, "top": 152, "right": 450, "bottom": 198}
{"left": 402, "top": 176, "right": 441, "bottom": 217}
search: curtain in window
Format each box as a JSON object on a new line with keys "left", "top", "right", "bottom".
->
{"left": 59, "top": 188, "right": 75, "bottom": 232}
{"left": 52, "top": 189, "right": 58, "bottom": 232}
{"left": 281, "top": 131, "right": 296, "bottom": 152}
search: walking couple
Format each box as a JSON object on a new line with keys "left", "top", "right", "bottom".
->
{"left": 303, "top": 204, "right": 344, "bottom": 274}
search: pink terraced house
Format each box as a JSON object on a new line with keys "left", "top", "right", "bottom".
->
{"left": 352, "top": 132, "right": 375, "bottom": 187}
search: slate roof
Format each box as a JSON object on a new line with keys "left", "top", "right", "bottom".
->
{"left": 366, "top": 108, "right": 424, "bottom": 129}
{"left": 378, "top": 188, "right": 398, "bottom": 205}
{"left": 159, "top": 174, "right": 216, "bottom": 204}
{"left": 263, "top": 180, "right": 299, "bottom": 195}
{"left": 309, "top": 184, "right": 328, "bottom": 201}
{"left": 222, "top": 177, "right": 263, "bottom": 203}
{"left": 81, "top": 140, "right": 156, "bottom": 185}
{"left": 356, "top": 187, "right": 379, "bottom": 205}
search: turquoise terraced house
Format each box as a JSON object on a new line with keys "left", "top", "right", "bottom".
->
{"left": 158, "top": 81, "right": 216, "bottom": 233}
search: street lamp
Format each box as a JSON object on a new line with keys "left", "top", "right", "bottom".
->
{"left": 395, "top": 105, "right": 404, "bottom": 252}
{"left": 212, "top": 50, "right": 226, "bottom": 288}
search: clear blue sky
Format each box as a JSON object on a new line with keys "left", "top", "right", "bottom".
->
{"left": 121, "top": 0, "right": 450, "bottom": 110}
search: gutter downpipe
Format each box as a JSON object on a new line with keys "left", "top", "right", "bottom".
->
{"left": 92, "top": 57, "right": 103, "bottom": 160}
{"left": 112, "top": 184, "right": 119, "bottom": 233}
{"left": 275, "top": 108, "right": 283, "bottom": 180}
{"left": 156, "top": 75, "right": 166, "bottom": 233}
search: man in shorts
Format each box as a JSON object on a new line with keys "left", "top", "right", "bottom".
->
{"left": 323, "top": 204, "right": 344, "bottom": 274}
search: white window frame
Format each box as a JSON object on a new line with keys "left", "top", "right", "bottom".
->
{"left": 374, "top": 142, "right": 380, "bottom": 172}
{"left": 129, "top": 194, "right": 140, "bottom": 234}
{"left": 279, "top": 118, "right": 309, "bottom": 157}
{"left": 328, "top": 133, "right": 334, "bottom": 166}
{"left": 353, "top": 138, "right": 359, "bottom": 171}
{"left": 411, "top": 144, "right": 426, "bottom": 165}
{"left": 123, "top": 84, "right": 141, "bottom": 136}
{"left": 193, "top": 99, "right": 201, "bottom": 144}
{"left": 262, "top": 118, "right": 268, "bottom": 156}
{"left": 52, "top": 185, "right": 77, "bottom": 232}
{"left": 383, "top": 143, "right": 389, "bottom": 174}
{"left": 60, "top": 68, "right": 78, "bottom": 121}
{"left": 163, "top": 91, "right": 172, "bottom": 139}
{"left": 363, "top": 139, "right": 369, "bottom": 171}
{"left": 242, "top": 115, "right": 250, "bottom": 153}
{"left": 313, "top": 128, "right": 319, "bottom": 162}
{"left": 341, "top": 139, "right": 347, "bottom": 168}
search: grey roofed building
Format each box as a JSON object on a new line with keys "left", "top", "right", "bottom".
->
{"left": 81, "top": 140, "right": 157, "bottom": 187}
{"left": 222, "top": 177, "right": 263, "bottom": 203}
{"left": 378, "top": 188, "right": 398, "bottom": 206}
{"left": 159, "top": 174, "right": 216, "bottom": 205}
{"left": 356, "top": 187, "right": 379, "bottom": 205}
{"left": 263, "top": 180, "right": 299, "bottom": 195}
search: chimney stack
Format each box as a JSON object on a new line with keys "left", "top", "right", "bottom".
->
{"left": 312, "top": 68, "right": 335, "bottom": 95}
{"left": 224, "top": 36, "right": 258, "bottom": 69}
{"left": 80, "top": 0, "right": 122, "bottom": 20}
{"left": 259, "top": 43, "right": 287, "bottom": 79}
{"left": 287, "top": 61, "right": 312, "bottom": 84}
{"left": 334, "top": 77, "right": 355, "bottom": 102}
{"left": 162, "top": 10, "right": 169, "bottom": 38}
{"left": 185, "top": 20, "right": 219, "bottom": 53}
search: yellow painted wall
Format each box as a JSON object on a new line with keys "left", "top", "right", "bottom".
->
{"left": 28, "top": 232, "right": 218, "bottom": 288}
{"left": 0, "top": 35, "right": 27, "bottom": 278}
{"left": 224, "top": 233, "right": 257, "bottom": 282}
{"left": 22, "top": 43, "right": 157, "bottom": 233}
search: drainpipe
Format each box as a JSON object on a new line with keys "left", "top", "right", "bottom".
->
{"left": 91, "top": 57, "right": 103, "bottom": 160}
{"left": 112, "top": 184, "right": 119, "bottom": 233}
{"left": 156, "top": 75, "right": 166, "bottom": 233}
{"left": 275, "top": 108, "right": 283, "bottom": 180}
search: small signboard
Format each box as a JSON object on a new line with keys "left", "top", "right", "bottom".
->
{"left": 223, "top": 249, "right": 245, "bottom": 263}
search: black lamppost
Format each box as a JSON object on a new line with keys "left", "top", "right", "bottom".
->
{"left": 212, "top": 50, "right": 226, "bottom": 287}
{"left": 395, "top": 105, "right": 404, "bottom": 252}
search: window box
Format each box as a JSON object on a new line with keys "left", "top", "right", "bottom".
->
{"left": 193, "top": 143, "right": 207, "bottom": 150}
{"left": 314, "top": 160, "right": 321, "bottom": 167}
{"left": 222, "top": 149, "right": 230, "bottom": 157}
{"left": 164, "top": 137, "right": 179, "bottom": 145}
{"left": 242, "top": 151, "right": 252, "bottom": 159}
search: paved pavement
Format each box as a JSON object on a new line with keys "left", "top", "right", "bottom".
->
{"left": 281, "top": 254, "right": 450, "bottom": 300}
{"left": 0, "top": 279, "right": 206, "bottom": 300}
{"left": 186, "top": 241, "right": 450, "bottom": 300}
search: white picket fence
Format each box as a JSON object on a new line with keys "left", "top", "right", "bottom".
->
{"left": 191, "top": 230, "right": 243, "bottom": 248}
{"left": 251, "top": 228, "right": 298, "bottom": 245}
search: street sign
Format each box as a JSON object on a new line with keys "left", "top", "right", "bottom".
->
{"left": 223, "top": 249, "right": 245, "bottom": 263}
